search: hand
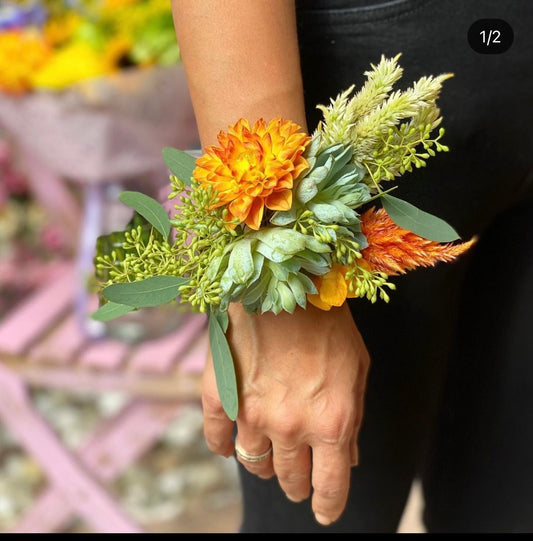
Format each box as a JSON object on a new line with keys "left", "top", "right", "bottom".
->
{"left": 201, "top": 301, "right": 370, "bottom": 526}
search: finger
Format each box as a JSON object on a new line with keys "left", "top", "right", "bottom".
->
{"left": 234, "top": 429, "right": 275, "bottom": 479}
{"left": 202, "top": 350, "right": 235, "bottom": 458}
{"left": 311, "top": 444, "right": 352, "bottom": 526}
{"left": 272, "top": 441, "right": 311, "bottom": 503}
{"left": 350, "top": 354, "right": 371, "bottom": 465}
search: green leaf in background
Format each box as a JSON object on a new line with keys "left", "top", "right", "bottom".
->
{"left": 119, "top": 191, "right": 170, "bottom": 239}
{"left": 91, "top": 301, "right": 135, "bottom": 322}
{"left": 381, "top": 194, "right": 460, "bottom": 242}
{"left": 208, "top": 314, "right": 238, "bottom": 421}
{"left": 162, "top": 147, "right": 197, "bottom": 186}
{"left": 103, "top": 276, "right": 188, "bottom": 308}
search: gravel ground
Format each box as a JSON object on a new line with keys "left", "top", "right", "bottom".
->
{"left": 0, "top": 390, "right": 242, "bottom": 533}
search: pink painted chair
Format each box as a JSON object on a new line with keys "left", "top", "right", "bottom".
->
{"left": 0, "top": 67, "right": 211, "bottom": 533}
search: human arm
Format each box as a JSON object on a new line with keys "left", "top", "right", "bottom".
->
{"left": 170, "top": 0, "right": 370, "bottom": 526}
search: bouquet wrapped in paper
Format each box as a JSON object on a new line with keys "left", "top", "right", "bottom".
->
{"left": 92, "top": 55, "right": 474, "bottom": 419}
{"left": 0, "top": 1, "right": 199, "bottom": 186}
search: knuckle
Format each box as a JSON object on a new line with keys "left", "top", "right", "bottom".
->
{"left": 316, "top": 414, "right": 353, "bottom": 444}
{"left": 276, "top": 418, "right": 301, "bottom": 440}
{"left": 278, "top": 469, "right": 308, "bottom": 485}
{"left": 202, "top": 392, "right": 225, "bottom": 416}
{"left": 241, "top": 405, "right": 263, "bottom": 428}
{"left": 204, "top": 435, "right": 229, "bottom": 455}
{"left": 314, "top": 484, "right": 345, "bottom": 502}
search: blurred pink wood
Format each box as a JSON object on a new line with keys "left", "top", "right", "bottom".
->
{"left": 0, "top": 364, "right": 142, "bottom": 533}
{"left": 180, "top": 328, "right": 209, "bottom": 374}
{"left": 0, "top": 260, "right": 206, "bottom": 534}
{"left": 28, "top": 314, "right": 87, "bottom": 364}
{"left": 11, "top": 399, "right": 191, "bottom": 533}
{"left": 128, "top": 313, "right": 207, "bottom": 373}
{"left": 19, "top": 147, "right": 81, "bottom": 243}
{"left": 0, "top": 263, "right": 74, "bottom": 355}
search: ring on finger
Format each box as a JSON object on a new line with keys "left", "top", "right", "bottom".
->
{"left": 235, "top": 439, "right": 273, "bottom": 463}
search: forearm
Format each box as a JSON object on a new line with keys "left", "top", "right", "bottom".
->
{"left": 170, "top": 0, "right": 307, "bottom": 146}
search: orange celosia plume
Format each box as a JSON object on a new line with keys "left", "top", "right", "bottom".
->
{"left": 193, "top": 118, "right": 310, "bottom": 230}
{"left": 360, "top": 207, "right": 475, "bottom": 275}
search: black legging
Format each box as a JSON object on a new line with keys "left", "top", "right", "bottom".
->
{"left": 237, "top": 0, "right": 533, "bottom": 532}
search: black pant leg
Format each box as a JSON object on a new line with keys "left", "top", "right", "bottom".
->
{"left": 422, "top": 197, "right": 533, "bottom": 533}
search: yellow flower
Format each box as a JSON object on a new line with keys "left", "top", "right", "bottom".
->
{"left": 103, "top": 34, "right": 133, "bottom": 69}
{"left": 307, "top": 265, "right": 356, "bottom": 311}
{"left": 0, "top": 30, "right": 50, "bottom": 94}
{"left": 193, "top": 118, "right": 310, "bottom": 229}
{"left": 43, "top": 13, "right": 82, "bottom": 47}
{"left": 32, "top": 41, "right": 112, "bottom": 91}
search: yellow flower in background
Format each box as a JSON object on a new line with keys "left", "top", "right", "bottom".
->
{"left": 43, "top": 12, "right": 82, "bottom": 47}
{"left": 194, "top": 118, "right": 310, "bottom": 230}
{"left": 32, "top": 41, "right": 111, "bottom": 91}
{"left": 0, "top": 30, "right": 50, "bottom": 94}
{"left": 103, "top": 34, "right": 134, "bottom": 69}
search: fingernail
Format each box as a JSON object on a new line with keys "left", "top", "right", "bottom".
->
{"left": 315, "top": 513, "right": 332, "bottom": 526}
{"left": 286, "top": 494, "right": 305, "bottom": 503}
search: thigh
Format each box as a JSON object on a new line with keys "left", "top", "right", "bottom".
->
{"left": 422, "top": 196, "right": 533, "bottom": 533}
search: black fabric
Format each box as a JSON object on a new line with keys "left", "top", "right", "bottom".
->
{"left": 238, "top": 0, "right": 533, "bottom": 532}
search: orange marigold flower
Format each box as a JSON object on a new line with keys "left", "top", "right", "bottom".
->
{"left": 0, "top": 31, "right": 50, "bottom": 95}
{"left": 193, "top": 118, "right": 311, "bottom": 230}
{"left": 360, "top": 207, "right": 476, "bottom": 275}
{"left": 308, "top": 265, "right": 357, "bottom": 311}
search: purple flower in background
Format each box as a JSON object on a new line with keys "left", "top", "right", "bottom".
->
{"left": 0, "top": 1, "right": 47, "bottom": 30}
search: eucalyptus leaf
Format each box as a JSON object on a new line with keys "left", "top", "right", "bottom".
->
{"left": 212, "top": 310, "right": 229, "bottom": 333}
{"left": 208, "top": 315, "right": 238, "bottom": 420}
{"left": 381, "top": 194, "right": 460, "bottom": 242}
{"left": 103, "top": 276, "right": 188, "bottom": 307}
{"left": 91, "top": 302, "right": 135, "bottom": 322}
{"left": 119, "top": 191, "right": 170, "bottom": 239}
{"left": 162, "top": 147, "right": 196, "bottom": 186}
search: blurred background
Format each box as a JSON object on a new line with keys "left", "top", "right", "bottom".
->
{"left": 0, "top": 0, "right": 423, "bottom": 533}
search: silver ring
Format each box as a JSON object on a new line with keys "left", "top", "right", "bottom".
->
{"left": 235, "top": 440, "right": 273, "bottom": 463}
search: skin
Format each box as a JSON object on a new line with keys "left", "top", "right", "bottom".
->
{"left": 171, "top": 0, "right": 371, "bottom": 526}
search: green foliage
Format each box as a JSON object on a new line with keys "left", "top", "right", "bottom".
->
{"left": 91, "top": 301, "right": 135, "bottom": 322}
{"left": 119, "top": 191, "right": 170, "bottom": 239}
{"left": 381, "top": 194, "right": 459, "bottom": 242}
{"left": 208, "top": 314, "right": 238, "bottom": 420}
{"left": 345, "top": 264, "right": 397, "bottom": 304}
{"left": 162, "top": 147, "right": 196, "bottom": 187}
{"left": 315, "top": 54, "right": 452, "bottom": 185}
{"left": 95, "top": 220, "right": 180, "bottom": 286}
{"left": 103, "top": 275, "right": 188, "bottom": 307}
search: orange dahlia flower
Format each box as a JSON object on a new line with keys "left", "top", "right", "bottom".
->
{"left": 193, "top": 118, "right": 311, "bottom": 230}
{"left": 360, "top": 207, "right": 475, "bottom": 275}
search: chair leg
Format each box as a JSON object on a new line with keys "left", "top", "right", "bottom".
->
{"left": 0, "top": 364, "right": 143, "bottom": 533}
{"left": 11, "top": 398, "right": 197, "bottom": 533}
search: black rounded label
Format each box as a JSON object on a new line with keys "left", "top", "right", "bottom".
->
{"left": 468, "top": 19, "right": 513, "bottom": 54}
